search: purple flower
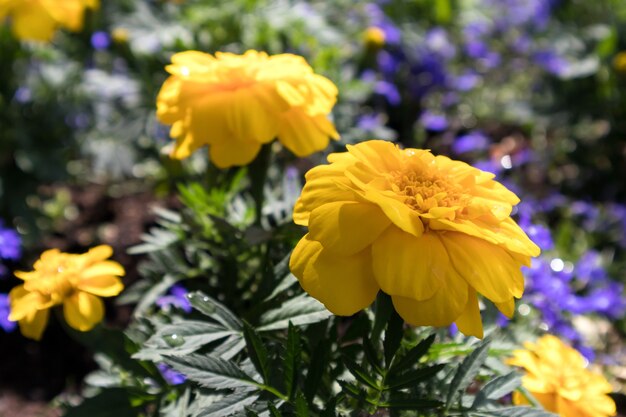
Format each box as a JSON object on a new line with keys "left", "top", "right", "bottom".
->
{"left": 0, "top": 294, "right": 16, "bottom": 333}
{"left": 0, "top": 221, "right": 21, "bottom": 262}
{"left": 465, "top": 40, "right": 490, "bottom": 59}
{"left": 425, "top": 27, "right": 456, "bottom": 60}
{"left": 452, "top": 131, "right": 489, "bottom": 154}
{"left": 419, "top": 111, "right": 447, "bottom": 132}
{"left": 374, "top": 80, "right": 401, "bottom": 105}
{"left": 13, "top": 87, "right": 32, "bottom": 103}
{"left": 522, "top": 223, "right": 554, "bottom": 251}
{"left": 453, "top": 71, "right": 481, "bottom": 92}
{"left": 357, "top": 113, "right": 384, "bottom": 131}
{"left": 473, "top": 159, "right": 503, "bottom": 176}
{"left": 156, "top": 284, "right": 192, "bottom": 313}
{"left": 157, "top": 363, "right": 186, "bottom": 385}
{"left": 91, "top": 31, "right": 111, "bottom": 50}
{"left": 534, "top": 50, "right": 570, "bottom": 76}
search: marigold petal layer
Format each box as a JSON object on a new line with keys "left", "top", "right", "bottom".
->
{"left": 63, "top": 292, "right": 104, "bottom": 332}
{"left": 18, "top": 309, "right": 49, "bottom": 341}
{"left": 289, "top": 235, "right": 379, "bottom": 316}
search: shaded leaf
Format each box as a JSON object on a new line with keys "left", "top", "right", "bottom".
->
{"left": 472, "top": 372, "right": 521, "bottom": 408}
{"left": 197, "top": 391, "right": 260, "bottom": 417}
{"left": 243, "top": 321, "right": 270, "bottom": 383}
{"left": 446, "top": 340, "right": 491, "bottom": 408}
{"left": 258, "top": 293, "right": 331, "bottom": 331}
{"left": 165, "top": 354, "right": 258, "bottom": 390}
{"left": 342, "top": 355, "right": 380, "bottom": 390}
{"left": 384, "top": 364, "right": 445, "bottom": 390}
{"left": 389, "top": 333, "right": 436, "bottom": 376}
{"left": 284, "top": 323, "right": 302, "bottom": 399}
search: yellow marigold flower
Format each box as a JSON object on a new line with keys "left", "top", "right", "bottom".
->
{"left": 508, "top": 335, "right": 616, "bottom": 417}
{"left": 0, "top": 0, "right": 98, "bottom": 42}
{"left": 612, "top": 52, "right": 626, "bottom": 74}
{"left": 363, "top": 26, "right": 386, "bottom": 49}
{"left": 289, "top": 140, "right": 540, "bottom": 338}
{"left": 156, "top": 50, "right": 340, "bottom": 168}
{"left": 8, "top": 245, "right": 124, "bottom": 340}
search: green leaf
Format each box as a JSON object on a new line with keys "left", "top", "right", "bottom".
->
{"left": 376, "top": 398, "right": 443, "bottom": 410}
{"left": 284, "top": 323, "right": 302, "bottom": 399}
{"left": 363, "top": 337, "right": 383, "bottom": 375}
{"left": 342, "top": 355, "right": 381, "bottom": 390}
{"left": 268, "top": 402, "right": 283, "bottom": 417}
{"left": 470, "top": 406, "right": 557, "bottom": 417}
{"left": 388, "top": 333, "right": 436, "bottom": 376}
{"left": 304, "top": 340, "right": 329, "bottom": 403}
{"left": 196, "top": 390, "right": 260, "bottom": 417}
{"left": 472, "top": 372, "right": 521, "bottom": 408}
{"left": 294, "top": 391, "right": 309, "bottom": 417}
{"left": 371, "top": 292, "right": 394, "bottom": 342}
{"left": 446, "top": 340, "right": 491, "bottom": 409}
{"left": 384, "top": 364, "right": 445, "bottom": 390}
{"left": 133, "top": 320, "right": 236, "bottom": 361}
{"left": 243, "top": 321, "right": 270, "bottom": 383}
{"left": 258, "top": 293, "right": 331, "bottom": 331}
{"left": 62, "top": 388, "right": 142, "bottom": 417}
{"left": 383, "top": 309, "right": 404, "bottom": 367}
{"left": 188, "top": 291, "right": 243, "bottom": 330}
{"left": 165, "top": 354, "right": 258, "bottom": 390}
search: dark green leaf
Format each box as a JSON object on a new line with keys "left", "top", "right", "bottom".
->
{"left": 62, "top": 388, "right": 141, "bottom": 417}
{"left": 188, "top": 291, "right": 243, "bottom": 330}
{"left": 363, "top": 337, "right": 383, "bottom": 375}
{"left": 472, "top": 372, "right": 521, "bottom": 408}
{"left": 446, "top": 340, "right": 491, "bottom": 408}
{"left": 258, "top": 294, "right": 331, "bottom": 331}
{"left": 371, "top": 292, "right": 394, "bottom": 343}
{"left": 196, "top": 391, "right": 260, "bottom": 417}
{"left": 388, "top": 333, "right": 436, "bottom": 376}
{"left": 383, "top": 309, "right": 404, "bottom": 367}
{"left": 304, "top": 340, "right": 329, "bottom": 403}
{"left": 268, "top": 402, "right": 283, "bottom": 417}
{"left": 165, "top": 354, "right": 258, "bottom": 390}
{"left": 342, "top": 355, "right": 381, "bottom": 390}
{"left": 338, "top": 380, "right": 367, "bottom": 400}
{"left": 384, "top": 364, "right": 445, "bottom": 390}
{"left": 243, "top": 321, "right": 270, "bottom": 383}
{"left": 294, "top": 391, "right": 309, "bottom": 417}
{"left": 284, "top": 323, "right": 302, "bottom": 399}
{"left": 377, "top": 398, "right": 443, "bottom": 410}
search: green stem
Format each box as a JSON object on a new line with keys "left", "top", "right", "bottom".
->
{"left": 248, "top": 143, "right": 273, "bottom": 225}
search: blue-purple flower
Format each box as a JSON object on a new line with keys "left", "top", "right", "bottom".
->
{"left": 156, "top": 284, "right": 192, "bottom": 313}
{"left": 0, "top": 294, "right": 16, "bottom": 332}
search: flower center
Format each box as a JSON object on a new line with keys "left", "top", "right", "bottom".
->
{"left": 389, "top": 170, "right": 469, "bottom": 214}
{"left": 24, "top": 259, "right": 77, "bottom": 303}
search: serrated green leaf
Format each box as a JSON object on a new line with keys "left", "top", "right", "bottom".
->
{"left": 304, "top": 340, "right": 329, "bottom": 403}
{"left": 188, "top": 291, "right": 242, "bottom": 330}
{"left": 383, "top": 309, "right": 404, "bottom": 367}
{"left": 342, "top": 355, "right": 381, "bottom": 390}
{"left": 165, "top": 354, "right": 258, "bottom": 390}
{"left": 196, "top": 391, "right": 260, "bottom": 417}
{"left": 284, "top": 323, "right": 302, "bottom": 399}
{"left": 446, "top": 340, "right": 491, "bottom": 409}
{"left": 363, "top": 337, "right": 383, "bottom": 375}
{"left": 470, "top": 406, "right": 557, "bottom": 417}
{"left": 133, "top": 320, "right": 236, "bottom": 361}
{"left": 472, "top": 371, "right": 521, "bottom": 408}
{"left": 388, "top": 333, "right": 436, "bottom": 376}
{"left": 243, "top": 321, "right": 270, "bottom": 383}
{"left": 384, "top": 364, "right": 445, "bottom": 390}
{"left": 338, "top": 380, "right": 367, "bottom": 399}
{"left": 258, "top": 293, "right": 331, "bottom": 331}
{"left": 376, "top": 398, "right": 443, "bottom": 410}
{"left": 294, "top": 391, "right": 309, "bottom": 417}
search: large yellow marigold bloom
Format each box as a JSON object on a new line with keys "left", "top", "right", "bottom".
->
{"left": 289, "top": 140, "right": 540, "bottom": 338}
{"left": 0, "top": 0, "right": 98, "bottom": 41}
{"left": 156, "top": 50, "right": 340, "bottom": 168}
{"left": 9, "top": 245, "right": 124, "bottom": 340}
{"left": 508, "top": 335, "right": 616, "bottom": 417}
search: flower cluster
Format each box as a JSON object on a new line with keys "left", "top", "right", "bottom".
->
{"left": 0, "top": 220, "right": 21, "bottom": 277}
{"left": 290, "top": 140, "right": 539, "bottom": 338}
{"left": 509, "top": 334, "right": 616, "bottom": 417}
{"left": 0, "top": 0, "right": 99, "bottom": 41}
{"left": 156, "top": 50, "right": 339, "bottom": 168}
{"left": 9, "top": 245, "right": 124, "bottom": 340}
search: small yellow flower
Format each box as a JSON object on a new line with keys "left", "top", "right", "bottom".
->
{"left": 363, "top": 26, "right": 386, "bottom": 49}
{"left": 9, "top": 245, "right": 124, "bottom": 340}
{"left": 156, "top": 50, "right": 340, "bottom": 168}
{"left": 508, "top": 335, "right": 616, "bottom": 417}
{"left": 612, "top": 52, "right": 626, "bottom": 74}
{"left": 289, "top": 140, "right": 540, "bottom": 338}
{"left": 0, "top": 0, "right": 99, "bottom": 42}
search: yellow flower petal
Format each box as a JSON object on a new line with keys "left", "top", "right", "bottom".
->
{"left": 495, "top": 298, "right": 515, "bottom": 318}
{"left": 279, "top": 109, "right": 338, "bottom": 157}
{"left": 63, "top": 291, "right": 104, "bottom": 332}
{"left": 371, "top": 228, "right": 444, "bottom": 301}
{"left": 81, "top": 261, "right": 125, "bottom": 279}
{"left": 290, "top": 236, "right": 379, "bottom": 316}
{"left": 77, "top": 276, "right": 124, "bottom": 297}
{"left": 209, "top": 139, "right": 262, "bottom": 169}
{"left": 454, "top": 289, "right": 483, "bottom": 338}
{"left": 17, "top": 309, "right": 50, "bottom": 341}
{"left": 440, "top": 232, "right": 524, "bottom": 302}
{"left": 308, "top": 201, "right": 390, "bottom": 256}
